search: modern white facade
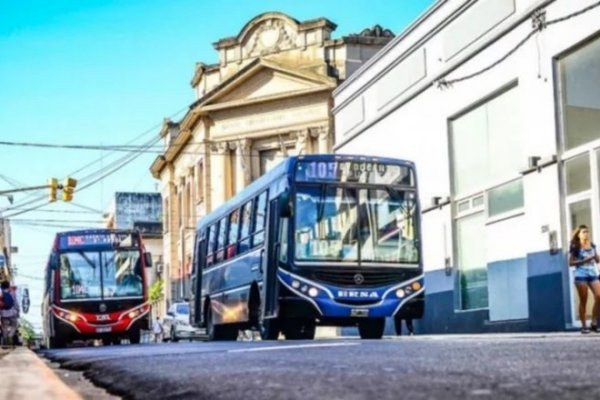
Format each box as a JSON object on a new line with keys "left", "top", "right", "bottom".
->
{"left": 333, "top": 0, "right": 600, "bottom": 332}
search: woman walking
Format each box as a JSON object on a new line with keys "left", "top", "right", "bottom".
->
{"left": 569, "top": 225, "right": 600, "bottom": 334}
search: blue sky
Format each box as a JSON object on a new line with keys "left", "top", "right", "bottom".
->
{"left": 0, "top": 0, "right": 434, "bottom": 330}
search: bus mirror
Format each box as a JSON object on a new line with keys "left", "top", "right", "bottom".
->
{"left": 278, "top": 191, "right": 292, "bottom": 218}
{"left": 144, "top": 252, "right": 153, "bottom": 268}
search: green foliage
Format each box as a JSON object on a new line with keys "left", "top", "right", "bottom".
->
{"left": 19, "top": 318, "right": 35, "bottom": 343}
{"left": 149, "top": 278, "right": 164, "bottom": 305}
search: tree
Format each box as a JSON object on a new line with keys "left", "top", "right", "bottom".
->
{"left": 149, "top": 278, "right": 164, "bottom": 305}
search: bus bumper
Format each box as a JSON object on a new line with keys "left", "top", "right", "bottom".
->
{"left": 278, "top": 269, "right": 424, "bottom": 319}
{"left": 52, "top": 303, "right": 150, "bottom": 336}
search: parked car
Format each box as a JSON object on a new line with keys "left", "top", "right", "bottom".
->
{"left": 163, "top": 302, "right": 205, "bottom": 342}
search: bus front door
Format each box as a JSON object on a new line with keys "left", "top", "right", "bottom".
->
{"left": 261, "top": 198, "right": 281, "bottom": 319}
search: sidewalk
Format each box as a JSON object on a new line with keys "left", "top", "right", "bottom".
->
{"left": 0, "top": 347, "right": 82, "bottom": 400}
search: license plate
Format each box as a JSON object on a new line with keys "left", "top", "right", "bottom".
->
{"left": 96, "top": 327, "right": 112, "bottom": 333}
{"left": 351, "top": 309, "right": 369, "bottom": 317}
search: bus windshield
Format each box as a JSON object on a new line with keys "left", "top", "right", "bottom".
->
{"left": 59, "top": 249, "right": 143, "bottom": 300}
{"left": 294, "top": 185, "right": 418, "bottom": 264}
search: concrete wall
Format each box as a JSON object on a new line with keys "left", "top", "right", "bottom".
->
{"left": 334, "top": 0, "right": 600, "bottom": 332}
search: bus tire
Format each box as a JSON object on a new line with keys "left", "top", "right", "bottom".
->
{"left": 129, "top": 327, "right": 141, "bottom": 344}
{"left": 49, "top": 336, "right": 66, "bottom": 349}
{"left": 206, "top": 305, "right": 238, "bottom": 341}
{"left": 259, "top": 318, "right": 280, "bottom": 340}
{"left": 358, "top": 318, "right": 385, "bottom": 339}
{"left": 282, "top": 319, "right": 316, "bottom": 340}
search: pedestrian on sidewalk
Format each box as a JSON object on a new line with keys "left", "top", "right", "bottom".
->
{"left": 394, "top": 316, "right": 414, "bottom": 336}
{"left": 0, "top": 281, "right": 20, "bottom": 347}
{"left": 152, "top": 317, "right": 163, "bottom": 343}
{"left": 569, "top": 224, "right": 600, "bottom": 334}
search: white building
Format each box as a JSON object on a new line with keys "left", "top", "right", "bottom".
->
{"left": 333, "top": 0, "right": 600, "bottom": 332}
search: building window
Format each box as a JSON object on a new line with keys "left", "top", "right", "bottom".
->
{"left": 163, "top": 197, "right": 170, "bottom": 232}
{"left": 177, "top": 188, "right": 183, "bottom": 229}
{"left": 227, "top": 148, "right": 237, "bottom": 199}
{"left": 450, "top": 85, "right": 523, "bottom": 310}
{"left": 259, "top": 149, "right": 282, "bottom": 175}
{"left": 560, "top": 36, "right": 600, "bottom": 150}
{"left": 185, "top": 181, "right": 192, "bottom": 226}
{"left": 456, "top": 212, "right": 488, "bottom": 310}
{"left": 196, "top": 160, "right": 204, "bottom": 203}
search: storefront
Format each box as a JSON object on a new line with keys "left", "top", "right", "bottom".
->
{"left": 333, "top": 0, "right": 600, "bottom": 332}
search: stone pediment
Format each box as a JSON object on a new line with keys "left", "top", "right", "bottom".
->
{"left": 199, "top": 60, "right": 335, "bottom": 108}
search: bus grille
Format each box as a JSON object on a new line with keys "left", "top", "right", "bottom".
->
{"left": 309, "top": 269, "right": 408, "bottom": 288}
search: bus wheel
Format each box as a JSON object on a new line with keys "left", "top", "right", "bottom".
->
{"left": 129, "top": 327, "right": 141, "bottom": 344}
{"left": 259, "top": 318, "right": 280, "bottom": 340}
{"left": 282, "top": 319, "right": 316, "bottom": 340}
{"left": 50, "top": 336, "right": 66, "bottom": 349}
{"left": 206, "top": 306, "right": 238, "bottom": 341}
{"left": 358, "top": 318, "right": 385, "bottom": 339}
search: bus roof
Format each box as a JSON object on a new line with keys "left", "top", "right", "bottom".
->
{"left": 55, "top": 228, "right": 139, "bottom": 238}
{"left": 196, "top": 154, "right": 415, "bottom": 231}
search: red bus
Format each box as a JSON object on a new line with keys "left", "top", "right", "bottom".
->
{"left": 42, "top": 229, "right": 152, "bottom": 348}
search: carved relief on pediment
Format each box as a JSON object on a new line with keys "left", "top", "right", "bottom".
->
{"left": 245, "top": 19, "right": 296, "bottom": 57}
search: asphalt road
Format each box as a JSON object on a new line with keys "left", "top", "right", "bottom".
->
{"left": 41, "top": 333, "right": 600, "bottom": 400}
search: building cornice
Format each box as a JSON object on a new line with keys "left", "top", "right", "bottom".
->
{"left": 213, "top": 12, "right": 336, "bottom": 50}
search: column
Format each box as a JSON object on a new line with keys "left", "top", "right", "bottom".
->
{"left": 317, "top": 126, "right": 331, "bottom": 153}
{"left": 210, "top": 141, "right": 229, "bottom": 209}
{"left": 237, "top": 138, "right": 252, "bottom": 190}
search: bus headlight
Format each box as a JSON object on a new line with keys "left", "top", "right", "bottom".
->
{"left": 128, "top": 310, "right": 139, "bottom": 319}
{"left": 292, "top": 280, "right": 301, "bottom": 289}
{"left": 308, "top": 288, "right": 319, "bottom": 298}
{"left": 396, "top": 289, "right": 405, "bottom": 298}
{"left": 68, "top": 314, "right": 78, "bottom": 322}
{"left": 412, "top": 282, "right": 422, "bottom": 291}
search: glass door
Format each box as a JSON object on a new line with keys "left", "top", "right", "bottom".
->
{"left": 564, "top": 150, "right": 600, "bottom": 327}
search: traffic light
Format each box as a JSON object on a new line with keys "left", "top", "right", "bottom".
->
{"left": 48, "top": 178, "right": 58, "bottom": 202}
{"left": 62, "top": 177, "right": 77, "bottom": 202}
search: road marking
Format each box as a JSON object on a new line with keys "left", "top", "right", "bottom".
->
{"left": 228, "top": 342, "right": 359, "bottom": 353}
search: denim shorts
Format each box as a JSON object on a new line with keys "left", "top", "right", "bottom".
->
{"left": 575, "top": 275, "right": 599, "bottom": 284}
{"left": 574, "top": 266, "right": 599, "bottom": 284}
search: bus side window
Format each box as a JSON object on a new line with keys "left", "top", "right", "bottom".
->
{"left": 252, "top": 191, "right": 268, "bottom": 247}
{"left": 227, "top": 209, "right": 240, "bottom": 259}
{"left": 206, "top": 225, "right": 216, "bottom": 268}
{"left": 216, "top": 218, "right": 227, "bottom": 263}
{"left": 239, "top": 200, "right": 252, "bottom": 254}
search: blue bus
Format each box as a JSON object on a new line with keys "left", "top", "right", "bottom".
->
{"left": 190, "top": 154, "right": 423, "bottom": 340}
{"left": 42, "top": 229, "right": 153, "bottom": 348}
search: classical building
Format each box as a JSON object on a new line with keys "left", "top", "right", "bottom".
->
{"left": 150, "top": 12, "right": 394, "bottom": 306}
{"left": 334, "top": 0, "right": 600, "bottom": 333}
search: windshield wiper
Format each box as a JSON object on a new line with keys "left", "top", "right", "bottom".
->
{"left": 79, "top": 251, "right": 98, "bottom": 269}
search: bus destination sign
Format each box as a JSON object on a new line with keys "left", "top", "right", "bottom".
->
{"left": 60, "top": 233, "right": 137, "bottom": 249}
{"left": 295, "top": 160, "right": 412, "bottom": 185}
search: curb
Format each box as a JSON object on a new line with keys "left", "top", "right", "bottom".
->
{"left": 0, "top": 348, "right": 82, "bottom": 400}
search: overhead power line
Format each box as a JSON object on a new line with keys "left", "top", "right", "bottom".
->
{"left": 1, "top": 104, "right": 189, "bottom": 214}
{"left": 0, "top": 139, "right": 296, "bottom": 158}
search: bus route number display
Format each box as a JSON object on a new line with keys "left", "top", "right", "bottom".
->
{"left": 61, "top": 233, "right": 135, "bottom": 248}
{"left": 296, "top": 160, "right": 411, "bottom": 185}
